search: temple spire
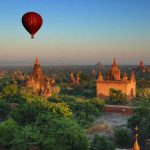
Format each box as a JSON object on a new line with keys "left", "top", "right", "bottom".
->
{"left": 130, "top": 70, "right": 135, "bottom": 81}
{"left": 113, "top": 58, "right": 116, "bottom": 65}
{"left": 70, "top": 72, "right": 76, "bottom": 85}
{"left": 35, "top": 57, "right": 39, "bottom": 64}
{"left": 132, "top": 126, "right": 140, "bottom": 150}
{"left": 123, "top": 71, "right": 128, "bottom": 82}
{"left": 98, "top": 71, "right": 103, "bottom": 81}
{"left": 139, "top": 60, "right": 145, "bottom": 72}
{"left": 109, "top": 58, "right": 120, "bottom": 80}
{"left": 140, "top": 60, "right": 144, "bottom": 66}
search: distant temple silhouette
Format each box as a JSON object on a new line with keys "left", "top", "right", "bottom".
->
{"left": 97, "top": 58, "right": 136, "bottom": 100}
{"left": 139, "top": 60, "right": 145, "bottom": 73}
{"left": 26, "top": 57, "right": 59, "bottom": 98}
{"left": 134, "top": 60, "right": 150, "bottom": 73}
{"left": 69, "top": 72, "right": 80, "bottom": 86}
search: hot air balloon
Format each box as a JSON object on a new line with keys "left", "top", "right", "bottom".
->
{"left": 22, "top": 12, "right": 43, "bottom": 38}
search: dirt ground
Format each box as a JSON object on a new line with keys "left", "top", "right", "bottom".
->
{"left": 86, "top": 112, "right": 132, "bottom": 139}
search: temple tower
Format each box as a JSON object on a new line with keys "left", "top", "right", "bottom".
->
{"left": 130, "top": 70, "right": 136, "bottom": 82}
{"left": 108, "top": 58, "right": 121, "bottom": 80}
{"left": 139, "top": 60, "right": 145, "bottom": 72}
{"left": 98, "top": 71, "right": 103, "bottom": 81}
{"left": 122, "top": 72, "right": 128, "bottom": 82}
{"left": 31, "top": 57, "right": 44, "bottom": 80}
{"left": 26, "top": 57, "right": 59, "bottom": 98}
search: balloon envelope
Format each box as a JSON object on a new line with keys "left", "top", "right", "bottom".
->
{"left": 22, "top": 12, "right": 43, "bottom": 38}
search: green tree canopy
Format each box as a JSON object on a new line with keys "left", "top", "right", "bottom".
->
{"left": 0, "top": 119, "right": 18, "bottom": 148}
{"left": 1, "top": 84, "right": 18, "bottom": 98}
{"left": 0, "top": 100, "right": 10, "bottom": 120}
{"left": 128, "top": 101, "right": 150, "bottom": 147}
{"left": 108, "top": 88, "right": 128, "bottom": 105}
{"left": 89, "top": 134, "right": 115, "bottom": 150}
{"left": 13, "top": 113, "right": 88, "bottom": 150}
{"left": 10, "top": 99, "right": 72, "bottom": 126}
{"left": 113, "top": 127, "right": 131, "bottom": 148}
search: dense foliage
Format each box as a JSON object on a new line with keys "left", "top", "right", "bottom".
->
{"left": 0, "top": 78, "right": 105, "bottom": 150}
{"left": 48, "top": 95, "right": 105, "bottom": 128}
{"left": 10, "top": 99, "right": 72, "bottom": 126}
{"left": 108, "top": 88, "right": 128, "bottom": 105}
{"left": 113, "top": 127, "right": 131, "bottom": 148}
{"left": 0, "top": 119, "right": 18, "bottom": 147}
{"left": 0, "top": 100, "right": 10, "bottom": 120}
{"left": 89, "top": 134, "right": 115, "bottom": 150}
{"left": 12, "top": 113, "right": 88, "bottom": 150}
{"left": 136, "top": 88, "right": 150, "bottom": 100}
{"left": 128, "top": 101, "right": 150, "bottom": 148}
{"left": 0, "top": 69, "right": 149, "bottom": 150}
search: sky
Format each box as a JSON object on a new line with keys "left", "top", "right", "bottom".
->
{"left": 0, "top": 0, "right": 150, "bottom": 65}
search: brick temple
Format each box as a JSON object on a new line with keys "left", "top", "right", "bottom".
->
{"left": 96, "top": 58, "right": 136, "bottom": 100}
{"left": 26, "top": 57, "right": 59, "bottom": 98}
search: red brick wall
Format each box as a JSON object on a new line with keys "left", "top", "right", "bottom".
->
{"left": 97, "top": 80, "right": 136, "bottom": 100}
{"left": 103, "top": 105, "right": 137, "bottom": 115}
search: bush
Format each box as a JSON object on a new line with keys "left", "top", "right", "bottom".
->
{"left": 0, "top": 100, "right": 10, "bottom": 120}
{"left": 1, "top": 84, "right": 18, "bottom": 98}
{"left": 0, "top": 119, "right": 18, "bottom": 148}
{"left": 128, "top": 115, "right": 141, "bottom": 130}
{"left": 10, "top": 99, "right": 72, "bottom": 126}
{"left": 89, "top": 134, "right": 115, "bottom": 150}
{"left": 136, "top": 88, "right": 150, "bottom": 100}
{"left": 139, "top": 113, "right": 150, "bottom": 141}
{"left": 10, "top": 100, "right": 49, "bottom": 125}
{"left": 108, "top": 88, "right": 128, "bottom": 105}
{"left": 49, "top": 95, "right": 105, "bottom": 128}
{"left": 114, "top": 128, "right": 131, "bottom": 148}
{"left": 128, "top": 101, "right": 150, "bottom": 147}
{"left": 128, "top": 101, "right": 150, "bottom": 129}
{"left": 12, "top": 125, "right": 41, "bottom": 150}
{"left": 0, "top": 85, "right": 26, "bottom": 104}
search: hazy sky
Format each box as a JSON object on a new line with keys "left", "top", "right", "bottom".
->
{"left": 0, "top": 0, "right": 150, "bottom": 65}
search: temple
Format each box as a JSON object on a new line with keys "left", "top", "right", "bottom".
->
{"left": 96, "top": 58, "right": 136, "bottom": 100}
{"left": 26, "top": 57, "right": 59, "bottom": 98}
{"left": 12, "top": 70, "right": 25, "bottom": 83}
{"left": 139, "top": 60, "right": 145, "bottom": 73}
{"left": 69, "top": 72, "right": 80, "bottom": 86}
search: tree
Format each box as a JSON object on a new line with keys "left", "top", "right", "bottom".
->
{"left": 89, "top": 134, "right": 115, "bottom": 150}
{"left": 0, "top": 84, "right": 26, "bottom": 104}
{"left": 113, "top": 127, "right": 131, "bottom": 148}
{"left": 10, "top": 99, "right": 72, "bottom": 126}
{"left": 136, "top": 88, "right": 150, "bottom": 100}
{"left": 0, "top": 76, "right": 12, "bottom": 92}
{"left": 108, "top": 88, "right": 128, "bottom": 105}
{"left": 13, "top": 113, "right": 88, "bottom": 150}
{"left": 49, "top": 95, "right": 105, "bottom": 128}
{"left": 128, "top": 101, "right": 150, "bottom": 147}
{"left": 90, "top": 98, "right": 105, "bottom": 110}
{"left": 128, "top": 101, "right": 150, "bottom": 130}
{"left": 0, "top": 99, "right": 10, "bottom": 120}
{"left": 0, "top": 119, "right": 18, "bottom": 148}
{"left": 12, "top": 125, "right": 41, "bottom": 150}
{"left": 10, "top": 100, "right": 48, "bottom": 125}
{"left": 79, "top": 73, "right": 94, "bottom": 86}
{"left": 1, "top": 84, "right": 18, "bottom": 98}
{"left": 38, "top": 114, "right": 88, "bottom": 150}
{"left": 140, "top": 112, "right": 150, "bottom": 142}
